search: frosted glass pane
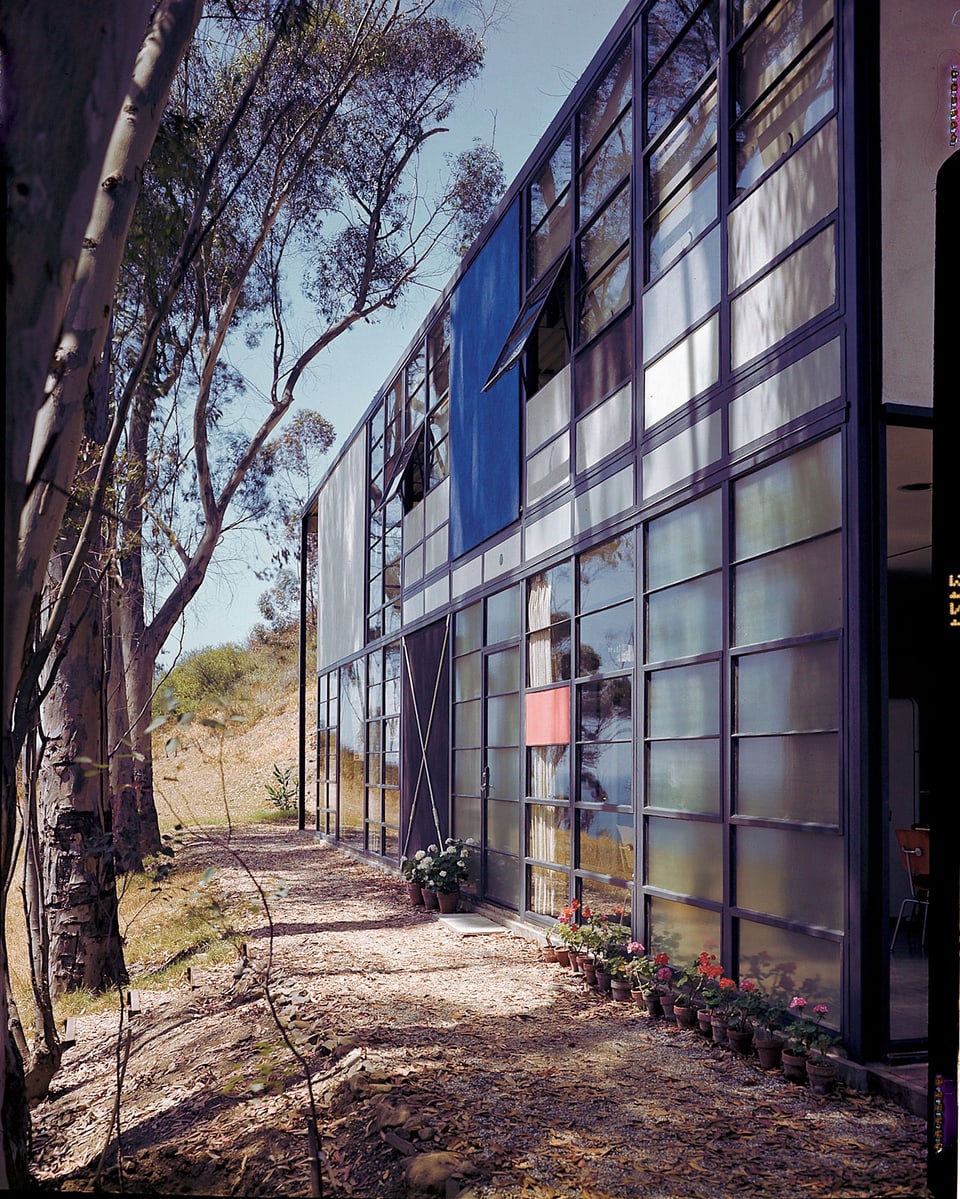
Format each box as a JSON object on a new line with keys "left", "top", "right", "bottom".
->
{"left": 525, "top": 502, "right": 571, "bottom": 561}
{"left": 579, "top": 533, "right": 635, "bottom": 612}
{"left": 574, "top": 465, "right": 635, "bottom": 534}
{"left": 576, "top": 382, "right": 632, "bottom": 472}
{"left": 455, "top": 602, "right": 482, "bottom": 653}
{"left": 454, "top": 795, "right": 481, "bottom": 843}
{"left": 454, "top": 651, "right": 481, "bottom": 700}
{"left": 579, "top": 678, "right": 632, "bottom": 742}
{"left": 487, "top": 694, "right": 520, "bottom": 746}
{"left": 737, "top": 826, "right": 842, "bottom": 931}
{"left": 646, "top": 489, "right": 722, "bottom": 589}
{"left": 736, "top": 733, "right": 839, "bottom": 823}
{"left": 737, "top": 641, "right": 838, "bottom": 734}
{"left": 643, "top": 315, "right": 719, "bottom": 427}
{"left": 731, "top": 226, "right": 836, "bottom": 369}
{"left": 647, "top": 572, "right": 722, "bottom": 661}
{"left": 729, "top": 336, "right": 842, "bottom": 450}
{"left": 527, "top": 434, "right": 570, "bottom": 505}
{"left": 649, "top": 897, "right": 721, "bottom": 963}
{"left": 487, "top": 586, "right": 521, "bottom": 642}
{"left": 641, "top": 410, "right": 722, "bottom": 499}
{"left": 487, "top": 647, "right": 520, "bottom": 695}
{"left": 488, "top": 747, "right": 520, "bottom": 799}
{"left": 735, "top": 435, "right": 841, "bottom": 558}
{"left": 485, "top": 849, "right": 519, "bottom": 907}
{"left": 578, "top": 809, "right": 635, "bottom": 879}
{"left": 578, "top": 601, "right": 635, "bottom": 675}
{"left": 487, "top": 799, "right": 519, "bottom": 854}
{"left": 526, "top": 365, "right": 571, "bottom": 454}
{"left": 729, "top": 119, "right": 837, "bottom": 289}
{"left": 454, "top": 748, "right": 480, "bottom": 795}
{"left": 642, "top": 224, "right": 721, "bottom": 361}
{"left": 579, "top": 740, "right": 632, "bottom": 807}
{"left": 648, "top": 153, "right": 717, "bottom": 280}
{"left": 734, "top": 533, "right": 842, "bottom": 644}
{"left": 527, "top": 807, "right": 572, "bottom": 866}
{"left": 527, "top": 745, "right": 571, "bottom": 801}
{"left": 424, "top": 526, "right": 448, "bottom": 575}
{"left": 527, "top": 865, "right": 571, "bottom": 917}
{"left": 646, "top": 816, "right": 722, "bottom": 901}
{"left": 738, "top": 919, "right": 840, "bottom": 1008}
{"left": 455, "top": 699, "right": 481, "bottom": 747}
{"left": 648, "top": 662, "right": 719, "bottom": 738}
{"left": 647, "top": 740, "right": 720, "bottom": 813}
{"left": 316, "top": 434, "right": 367, "bottom": 668}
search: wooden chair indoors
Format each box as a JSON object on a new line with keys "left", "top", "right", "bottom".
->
{"left": 890, "top": 827, "right": 931, "bottom": 955}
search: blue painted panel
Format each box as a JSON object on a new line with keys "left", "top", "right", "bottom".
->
{"left": 450, "top": 201, "right": 521, "bottom": 559}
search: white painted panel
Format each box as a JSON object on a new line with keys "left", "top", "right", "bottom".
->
{"left": 643, "top": 316, "right": 719, "bottom": 428}
{"left": 452, "top": 554, "right": 483, "bottom": 598}
{"left": 404, "top": 544, "right": 424, "bottom": 588}
{"left": 424, "top": 476, "right": 450, "bottom": 534}
{"left": 483, "top": 532, "right": 522, "bottom": 580}
{"left": 526, "top": 434, "right": 570, "bottom": 505}
{"left": 423, "top": 575, "right": 450, "bottom": 614}
{"left": 403, "top": 589, "right": 425, "bottom": 623}
{"left": 316, "top": 434, "right": 367, "bottom": 670}
{"left": 424, "top": 525, "right": 449, "bottom": 575}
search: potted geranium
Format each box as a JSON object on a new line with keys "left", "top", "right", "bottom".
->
{"left": 786, "top": 998, "right": 840, "bottom": 1092}
{"left": 548, "top": 900, "right": 583, "bottom": 968}
{"left": 752, "top": 989, "right": 787, "bottom": 1069}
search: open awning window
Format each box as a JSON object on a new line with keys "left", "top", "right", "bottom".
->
{"left": 381, "top": 423, "right": 426, "bottom": 511}
{"left": 482, "top": 250, "right": 570, "bottom": 392}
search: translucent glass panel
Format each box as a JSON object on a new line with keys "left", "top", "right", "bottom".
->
{"left": 576, "top": 382, "right": 632, "bottom": 473}
{"left": 528, "top": 745, "right": 571, "bottom": 800}
{"left": 734, "top": 532, "right": 842, "bottom": 644}
{"left": 486, "top": 849, "right": 520, "bottom": 908}
{"left": 738, "top": 919, "right": 840, "bottom": 1008}
{"left": 736, "top": 733, "right": 838, "bottom": 823}
{"left": 578, "top": 809, "right": 635, "bottom": 878}
{"left": 455, "top": 699, "right": 481, "bottom": 747}
{"left": 735, "top": 434, "right": 841, "bottom": 559}
{"left": 730, "top": 225, "right": 836, "bottom": 369}
{"left": 525, "top": 502, "right": 571, "bottom": 562}
{"left": 526, "top": 366, "right": 570, "bottom": 455}
{"left": 642, "top": 224, "right": 721, "bottom": 361}
{"left": 487, "top": 647, "right": 520, "bottom": 695}
{"left": 646, "top": 816, "right": 722, "bottom": 901}
{"left": 487, "top": 694, "right": 520, "bottom": 746}
{"left": 578, "top": 602, "right": 635, "bottom": 675}
{"left": 579, "top": 739, "right": 632, "bottom": 806}
{"left": 737, "top": 826, "right": 842, "bottom": 931}
{"left": 316, "top": 433, "right": 367, "bottom": 668}
{"left": 647, "top": 740, "right": 720, "bottom": 813}
{"left": 487, "top": 585, "right": 521, "bottom": 643}
{"left": 527, "top": 865, "right": 570, "bottom": 918}
{"left": 455, "top": 601, "right": 482, "bottom": 654}
{"left": 454, "top": 748, "right": 480, "bottom": 796}
{"left": 579, "top": 533, "right": 635, "bottom": 612}
{"left": 527, "top": 804, "right": 572, "bottom": 866}
{"left": 643, "top": 315, "right": 719, "bottom": 428}
{"left": 574, "top": 465, "right": 635, "bottom": 537}
{"left": 641, "top": 410, "right": 722, "bottom": 499}
{"left": 338, "top": 661, "right": 365, "bottom": 846}
{"left": 728, "top": 336, "right": 842, "bottom": 451}
{"left": 454, "top": 794, "right": 481, "bottom": 843}
{"left": 647, "top": 662, "right": 720, "bottom": 738}
{"left": 526, "top": 434, "right": 570, "bottom": 506}
{"left": 729, "top": 120, "right": 837, "bottom": 289}
{"left": 648, "top": 896, "right": 721, "bottom": 963}
{"left": 646, "top": 1, "right": 720, "bottom": 140}
{"left": 647, "top": 571, "right": 722, "bottom": 661}
{"left": 646, "top": 489, "right": 722, "bottom": 589}
{"left": 529, "top": 135, "right": 572, "bottom": 280}
{"left": 736, "top": 641, "right": 839, "bottom": 734}
{"left": 487, "top": 799, "right": 519, "bottom": 854}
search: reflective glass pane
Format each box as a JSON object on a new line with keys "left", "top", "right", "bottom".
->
{"left": 735, "top": 435, "right": 841, "bottom": 558}
{"left": 578, "top": 602, "right": 636, "bottom": 675}
{"left": 527, "top": 804, "right": 572, "bottom": 866}
{"left": 527, "top": 624, "right": 572, "bottom": 687}
{"left": 647, "top": 739, "right": 720, "bottom": 812}
{"left": 454, "top": 748, "right": 481, "bottom": 796}
{"left": 648, "top": 79, "right": 717, "bottom": 211}
{"left": 366, "top": 752, "right": 381, "bottom": 785}
{"left": 581, "top": 43, "right": 632, "bottom": 163}
{"left": 530, "top": 135, "right": 573, "bottom": 230}
{"left": 647, "top": 572, "right": 722, "bottom": 661}
{"left": 648, "top": 152, "right": 717, "bottom": 280}
{"left": 736, "top": 733, "right": 839, "bottom": 823}
{"left": 487, "top": 647, "right": 521, "bottom": 695}
{"left": 528, "top": 562, "right": 574, "bottom": 630}
{"left": 581, "top": 109, "right": 633, "bottom": 222}
{"left": 487, "top": 586, "right": 521, "bottom": 643}
{"left": 646, "top": 815, "right": 722, "bottom": 900}
{"left": 738, "top": 918, "right": 840, "bottom": 1008}
{"left": 735, "top": 533, "right": 842, "bottom": 644}
{"left": 642, "top": 224, "right": 721, "bottom": 362}
{"left": 646, "top": 489, "right": 722, "bottom": 589}
{"left": 579, "top": 677, "right": 633, "bottom": 742}
{"left": 454, "top": 794, "right": 482, "bottom": 844}
{"left": 580, "top": 188, "right": 631, "bottom": 281}
{"left": 579, "top": 534, "right": 636, "bottom": 612}
{"left": 455, "top": 699, "right": 481, "bottom": 747}
{"left": 646, "top": 3, "right": 720, "bottom": 140}
{"left": 485, "top": 849, "right": 520, "bottom": 908}
{"left": 384, "top": 751, "right": 399, "bottom": 787}
{"left": 528, "top": 745, "right": 571, "bottom": 801}
{"left": 527, "top": 864, "right": 571, "bottom": 918}
{"left": 384, "top": 789, "right": 399, "bottom": 826}
{"left": 578, "top": 809, "right": 635, "bottom": 878}
{"left": 531, "top": 199, "right": 572, "bottom": 280}
{"left": 579, "top": 739, "right": 633, "bottom": 806}
{"left": 488, "top": 746, "right": 520, "bottom": 799}
{"left": 455, "top": 602, "right": 482, "bottom": 653}
{"left": 737, "top": 0, "right": 833, "bottom": 117}
{"left": 737, "top": 641, "right": 838, "bottom": 734}
{"left": 648, "top": 896, "right": 721, "bottom": 963}
{"left": 580, "top": 878, "right": 633, "bottom": 923}
{"left": 647, "top": 662, "right": 719, "bottom": 738}
{"left": 737, "top": 826, "right": 842, "bottom": 931}
{"left": 487, "top": 693, "right": 520, "bottom": 746}
{"left": 579, "top": 250, "right": 631, "bottom": 341}
{"left": 736, "top": 33, "right": 835, "bottom": 192}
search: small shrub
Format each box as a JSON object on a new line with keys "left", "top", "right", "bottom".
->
{"left": 264, "top": 764, "right": 297, "bottom": 812}
{"left": 157, "top": 643, "right": 250, "bottom": 715}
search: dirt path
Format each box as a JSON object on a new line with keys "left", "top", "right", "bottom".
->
{"left": 30, "top": 824, "right": 930, "bottom": 1197}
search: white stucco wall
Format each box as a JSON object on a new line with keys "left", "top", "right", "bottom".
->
{"left": 881, "top": 2, "right": 960, "bottom": 407}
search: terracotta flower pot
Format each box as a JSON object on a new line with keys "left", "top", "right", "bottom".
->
{"left": 581, "top": 961, "right": 598, "bottom": 987}
{"left": 405, "top": 881, "right": 425, "bottom": 906}
{"left": 675, "top": 1003, "right": 698, "bottom": 1030}
{"left": 660, "top": 994, "right": 677, "bottom": 1020}
{"left": 610, "top": 978, "right": 632, "bottom": 1002}
{"left": 710, "top": 1015, "right": 729, "bottom": 1044}
{"left": 555, "top": 947, "right": 571, "bottom": 968}
{"left": 754, "top": 1036, "right": 784, "bottom": 1070}
{"left": 644, "top": 992, "right": 663, "bottom": 1018}
{"left": 806, "top": 1058, "right": 838, "bottom": 1094}
{"left": 436, "top": 889, "right": 459, "bottom": 914}
{"left": 595, "top": 969, "right": 612, "bottom": 994}
{"left": 727, "top": 1027, "right": 755, "bottom": 1056}
{"left": 781, "top": 1049, "right": 808, "bottom": 1083}
{"left": 696, "top": 1008, "right": 714, "bottom": 1035}
{"left": 421, "top": 887, "right": 440, "bottom": 911}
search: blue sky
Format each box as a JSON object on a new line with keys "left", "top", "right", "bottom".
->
{"left": 168, "top": 0, "right": 629, "bottom": 660}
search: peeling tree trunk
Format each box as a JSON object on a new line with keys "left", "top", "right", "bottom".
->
{"left": 38, "top": 536, "right": 126, "bottom": 997}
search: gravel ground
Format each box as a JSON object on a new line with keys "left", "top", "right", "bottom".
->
{"left": 29, "top": 824, "right": 931, "bottom": 1197}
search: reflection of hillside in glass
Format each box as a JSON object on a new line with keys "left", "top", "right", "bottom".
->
{"left": 579, "top": 677, "right": 632, "bottom": 741}
{"left": 578, "top": 809, "right": 635, "bottom": 879}
{"left": 578, "top": 601, "right": 635, "bottom": 675}
{"left": 579, "top": 741, "right": 632, "bottom": 806}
